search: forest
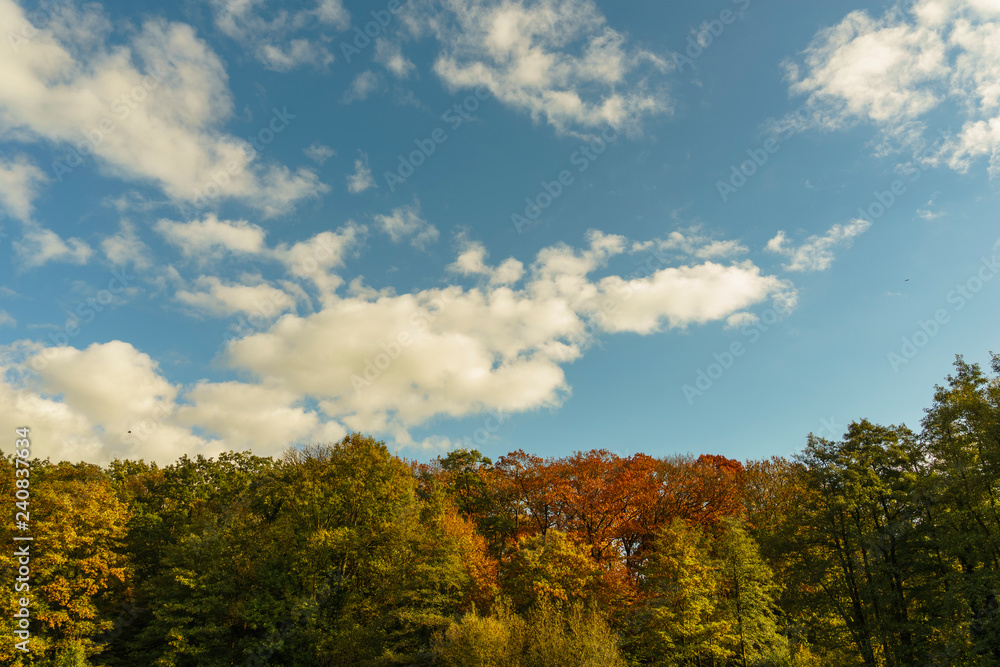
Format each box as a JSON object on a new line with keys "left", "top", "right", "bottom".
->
{"left": 2, "top": 353, "right": 999, "bottom": 666}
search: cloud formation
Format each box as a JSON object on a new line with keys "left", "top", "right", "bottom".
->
{"left": 0, "top": 224, "right": 794, "bottom": 460}
{"left": 404, "top": 0, "right": 672, "bottom": 135}
{"left": 210, "top": 0, "right": 350, "bottom": 70}
{"left": 766, "top": 218, "right": 871, "bottom": 272}
{"left": 786, "top": 0, "right": 1000, "bottom": 175}
{"left": 0, "top": 0, "right": 326, "bottom": 214}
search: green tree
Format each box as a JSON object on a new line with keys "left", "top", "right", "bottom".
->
{"left": 627, "top": 517, "right": 733, "bottom": 665}
{"left": 433, "top": 597, "right": 627, "bottom": 667}
{"left": 134, "top": 434, "right": 475, "bottom": 666}
{"left": 919, "top": 353, "right": 1000, "bottom": 664}
{"left": 714, "top": 518, "right": 788, "bottom": 666}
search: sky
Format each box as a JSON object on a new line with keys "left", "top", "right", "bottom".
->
{"left": 0, "top": 0, "right": 998, "bottom": 466}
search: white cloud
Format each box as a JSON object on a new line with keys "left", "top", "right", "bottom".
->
{"left": 175, "top": 275, "right": 295, "bottom": 317}
{"left": 175, "top": 381, "right": 345, "bottom": 454}
{"left": 223, "top": 229, "right": 792, "bottom": 446}
{"left": 154, "top": 215, "right": 268, "bottom": 261}
{"left": 374, "top": 201, "right": 439, "bottom": 249}
{"left": 0, "top": 222, "right": 795, "bottom": 459}
{"left": 449, "top": 241, "right": 525, "bottom": 285}
{"left": 2, "top": 340, "right": 213, "bottom": 463}
{"left": 0, "top": 340, "right": 346, "bottom": 464}
{"left": 342, "top": 70, "right": 383, "bottom": 103}
{"left": 304, "top": 142, "right": 336, "bottom": 164}
{"left": 0, "top": 1, "right": 325, "bottom": 214}
{"left": 787, "top": 0, "right": 1000, "bottom": 176}
{"left": 0, "top": 310, "right": 15, "bottom": 328}
{"left": 152, "top": 216, "right": 364, "bottom": 303}
{"left": 766, "top": 218, "right": 871, "bottom": 272}
{"left": 591, "top": 261, "right": 793, "bottom": 334}
{"left": 0, "top": 153, "right": 92, "bottom": 269}
{"left": 0, "top": 154, "right": 47, "bottom": 222}
{"left": 101, "top": 220, "right": 154, "bottom": 270}
{"left": 375, "top": 37, "right": 415, "bottom": 78}
{"left": 346, "top": 151, "right": 377, "bottom": 193}
{"left": 406, "top": 0, "right": 672, "bottom": 135}
{"left": 270, "top": 224, "right": 366, "bottom": 302}
{"left": 210, "top": 0, "right": 349, "bottom": 71}
{"left": 633, "top": 229, "right": 749, "bottom": 261}
{"left": 725, "top": 312, "right": 758, "bottom": 329}
{"left": 14, "top": 225, "right": 93, "bottom": 270}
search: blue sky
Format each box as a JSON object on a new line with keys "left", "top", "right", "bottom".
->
{"left": 1, "top": 0, "right": 998, "bottom": 465}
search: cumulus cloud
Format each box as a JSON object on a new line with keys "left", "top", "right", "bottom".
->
{"left": 1, "top": 221, "right": 794, "bottom": 460}
{"left": 374, "top": 202, "right": 439, "bottom": 249}
{"left": 223, "top": 229, "right": 793, "bottom": 446}
{"left": 0, "top": 340, "right": 346, "bottom": 464}
{"left": 786, "top": 0, "right": 1000, "bottom": 175}
{"left": 154, "top": 215, "right": 268, "bottom": 261}
{"left": 766, "top": 218, "right": 871, "bottom": 272}
{"left": 152, "top": 216, "right": 365, "bottom": 303}
{"left": 449, "top": 241, "right": 525, "bottom": 285}
{"left": 175, "top": 275, "right": 296, "bottom": 317}
{"left": 404, "top": 0, "right": 672, "bottom": 135}
{"left": 0, "top": 0, "right": 325, "bottom": 214}
{"left": 175, "top": 381, "right": 346, "bottom": 452}
{"left": 210, "top": 0, "right": 350, "bottom": 71}
{"left": 346, "top": 151, "right": 377, "bottom": 193}
{"left": 631, "top": 229, "right": 749, "bottom": 261}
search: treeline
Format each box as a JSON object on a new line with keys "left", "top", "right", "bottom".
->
{"left": 1, "top": 353, "right": 998, "bottom": 666}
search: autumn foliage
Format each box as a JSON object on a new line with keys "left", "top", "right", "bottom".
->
{"left": 2, "top": 353, "right": 999, "bottom": 665}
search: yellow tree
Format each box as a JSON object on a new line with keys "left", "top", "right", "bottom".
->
{"left": 502, "top": 529, "right": 606, "bottom": 611}
{"left": 0, "top": 456, "right": 132, "bottom": 665}
{"left": 628, "top": 518, "right": 734, "bottom": 665}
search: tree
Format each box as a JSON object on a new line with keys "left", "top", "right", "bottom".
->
{"left": 627, "top": 518, "right": 733, "bottom": 665}
{"left": 132, "top": 434, "right": 476, "bottom": 666}
{"left": 433, "top": 597, "right": 628, "bottom": 667}
{"left": 919, "top": 353, "right": 1000, "bottom": 664}
{"left": 0, "top": 458, "right": 131, "bottom": 666}
{"left": 502, "top": 529, "right": 606, "bottom": 612}
{"left": 714, "top": 517, "right": 788, "bottom": 666}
